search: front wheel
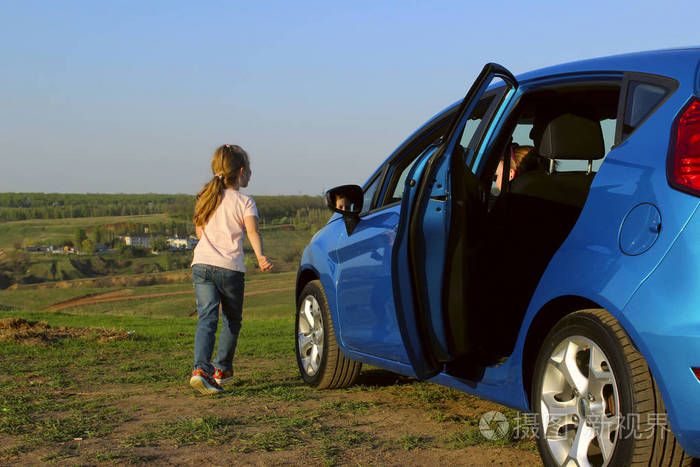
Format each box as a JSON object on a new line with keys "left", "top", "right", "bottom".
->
{"left": 531, "top": 309, "right": 694, "bottom": 467}
{"left": 295, "top": 280, "right": 361, "bottom": 389}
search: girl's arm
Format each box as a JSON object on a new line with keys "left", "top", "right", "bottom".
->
{"left": 244, "top": 215, "right": 273, "bottom": 272}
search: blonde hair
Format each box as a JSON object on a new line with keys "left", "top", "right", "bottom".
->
{"left": 193, "top": 144, "right": 250, "bottom": 227}
{"left": 511, "top": 145, "right": 533, "bottom": 171}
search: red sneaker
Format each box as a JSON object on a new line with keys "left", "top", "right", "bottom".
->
{"left": 189, "top": 368, "right": 223, "bottom": 395}
{"left": 213, "top": 368, "right": 234, "bottom": 386}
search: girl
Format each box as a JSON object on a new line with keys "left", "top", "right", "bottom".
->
{"left": 189, "top": 144, "right": 273, "bottom": 395}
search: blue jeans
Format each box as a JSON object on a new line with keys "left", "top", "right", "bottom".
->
{"left": 192, "top": 264, "right": 245, "bottom": 374}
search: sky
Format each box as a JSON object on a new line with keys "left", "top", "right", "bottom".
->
{"left": 1, "top": 1, "right": 698, "bottom": 196}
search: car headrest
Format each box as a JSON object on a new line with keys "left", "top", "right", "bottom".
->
{"left": 537, "top": 113, "right": 605, "bottom": 160}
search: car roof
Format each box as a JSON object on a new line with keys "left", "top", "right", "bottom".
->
{"left": 514, "top": 47, "right": 700, "bottom": 85}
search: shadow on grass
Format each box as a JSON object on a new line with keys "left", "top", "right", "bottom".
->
{"left": 352, "top": 368, "right": 417, "bottom": 388}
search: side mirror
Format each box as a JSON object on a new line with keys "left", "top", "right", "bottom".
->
{"left": 325, "top": 185, "right": 363, "bottom": 235}
{"left": 326, "top": 184, "right": 363, "bottom": 214}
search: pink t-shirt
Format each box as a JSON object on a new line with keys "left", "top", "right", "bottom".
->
{"left": 191, "top": 189, "right": 258, "bottom": 273}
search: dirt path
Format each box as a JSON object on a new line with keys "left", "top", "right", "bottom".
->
{"left": 42, "top": 286, "right": 296, "bottom": 312}
{"left": 42, "top": 289, "right": 135, "bottom": 311}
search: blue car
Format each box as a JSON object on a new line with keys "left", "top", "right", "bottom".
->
{"left": 295, "top": 48, "right": 700, "bottom": 466}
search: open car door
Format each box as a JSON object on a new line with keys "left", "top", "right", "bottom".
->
{"left": 392, "top": 63, "right": 518, "bottom": 380}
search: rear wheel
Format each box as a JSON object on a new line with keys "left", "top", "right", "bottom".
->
{"left": 532, "top": 309, "right": 694, "bottom": 467}
{"left": 295, "top": 280, "right": 361, "bottom": 389}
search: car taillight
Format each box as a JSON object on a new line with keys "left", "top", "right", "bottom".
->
{"left": 668, "top": 97, "right": 700, "bottom": 195}
{"left": 694, "top": 367, "right": 700, "bottom": 382}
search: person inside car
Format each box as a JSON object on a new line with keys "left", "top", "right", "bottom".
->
{"left": 492, "top": 144, "right": 543, "bottom": 195}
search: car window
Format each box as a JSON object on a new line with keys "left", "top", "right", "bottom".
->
{"left": 390, "top": 156, "right": 422, "bottom": 200}
{"left": 487, "top": 82, "right": 621, "bottom": 198}
{"left": 378, "top": 116, "right": 452, "bottom": 207}
{"left": 621, "top": 81, "right": 670, "bottom": 140}
{"left": 511, "top": 122, "right": 534, "bottom": 146}
{"left": 511, "top": 119, "right": 615, "bottom": 159}
{"left": 360, "top": 175, "right": 381, "bottom": 215}
{"left": 457, "top": 92, "right": 502, "bottom": 169}
{"left": 384, "top": 136, "right": 442, "bottom": 204}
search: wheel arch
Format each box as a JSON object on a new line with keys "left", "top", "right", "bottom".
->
{"left": 296, "top": 266, "right": 320, "bottom": 304}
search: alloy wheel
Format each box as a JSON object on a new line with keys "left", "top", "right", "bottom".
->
{"left": 539, "top": 335, "right": 620, "bottom": 466}
{"left": 297, "top": 294, "right": 324, "bottom": 377}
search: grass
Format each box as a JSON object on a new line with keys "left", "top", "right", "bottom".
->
{"left": 404, "top": 382, "right": 461, "bottom": 404}
{"left": 0, "top": 286, "right": 113, "bottom": 310}
{"left": 0, "top": 303, "right": 297, "bottom": 461}
{"left": 0, "top": 390, "right": 129, "bottom": 443}
{"left": 155, "top": 415, "right": 242, "bottom": 446}
{"left": 0, "top": 270, "right": 296, "bottom": 317}
{"left": 320, "top": 400, "right": 378, "bottom": 415}
{"left": 0, "top": 270, "right": 537, "bottom": 465}
{"left": 399, "top": 433, "right": 429, "bottom": 451}
{"left": 443, "top": 429, "right": 485, "bottom": 448}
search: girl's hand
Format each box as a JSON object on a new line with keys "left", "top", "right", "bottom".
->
{"left": 257, "top": 255, "right": 273, "bottom": 272}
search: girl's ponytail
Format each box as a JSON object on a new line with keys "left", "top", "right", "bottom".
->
{"left": 193, "top": 145, "right": 250, "bottom": 227}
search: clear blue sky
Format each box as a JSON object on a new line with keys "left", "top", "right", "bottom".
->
{"left": 1, "top": 1, "right": 698, "bottom": 196}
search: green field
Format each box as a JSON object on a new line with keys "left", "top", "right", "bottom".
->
{"left": 0, "top": 271, "right": 296, "bottom": 313}
{"left": 0, "top": 210, "right": 323, "bottom": 289}
{"left": 0, "top": 214, "right": 172, "bottom": 250}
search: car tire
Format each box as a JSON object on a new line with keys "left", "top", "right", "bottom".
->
{"left": 296, "top": 280, "right": 361, "bottom": 389}
{"left": 531, "top": 308, "right": 694, "bottom": 467}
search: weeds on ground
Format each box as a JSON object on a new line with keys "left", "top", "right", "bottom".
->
{"left": 399, "top": 433, "right": 430, "bottom": 451}
{"left": 155, "top": 415, "right": 242, "bottom": 446}
{"left": 320, "top": 400, "right": 378, "bottom": 416}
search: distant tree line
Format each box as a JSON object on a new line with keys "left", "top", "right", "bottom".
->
{"left": 256, "top": 196, "right": 326, "bottom": 222}
{"left": 0, "top": 193, "right": 326, "bottom": 223}
{"left": 0, "top": 193, "right": 191, "bottom": 221}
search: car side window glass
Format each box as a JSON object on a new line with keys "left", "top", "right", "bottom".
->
{"left": 600, "top": 118, "right": 616, "bottom": 155}
{"left": 457, "top": 94, "right": 497, "bottom": 165}
{"left": 360, "top": 175, "right": 381, "bottom": 215}
{"left": 622, "top": 81, "right": 669, "bottom": 139}
{"left": 510, "top": 122, "right": 534, "bottom": 146}
{"left": 379, "top": 118, "right": 450, "bottom": 207}
{"left": 385, "top": 137, "right": 442, "bottom": 204}
{"left": 391, "top": 157, "right": 421, "bottom": 200}
{"left": 512, "top": 118, "right": 615, "bottom": 158}
{"left": 488, "top": 82, "right": 621, "bottom": 191}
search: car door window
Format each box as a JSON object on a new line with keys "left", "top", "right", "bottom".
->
{"left": 384, "top": 136, "right": 443, "bottom": 204}
{"left": 457, "top": 94, "right": 497, "bottom": 154}
{"left": 360, "top": 174, "right": 382, "bottom": 215}
{"left": 456, "top": 87, "right": 508, "bottom": 170}
{"left": 378, "top": 116, "right": 453, "bottom": 207}
{"left": 390, "top": 156, "right": 422, "bottom": 201}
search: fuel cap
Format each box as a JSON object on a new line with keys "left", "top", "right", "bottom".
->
{"left": 619, "top": 203, "right": 661, "bottom": 256}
